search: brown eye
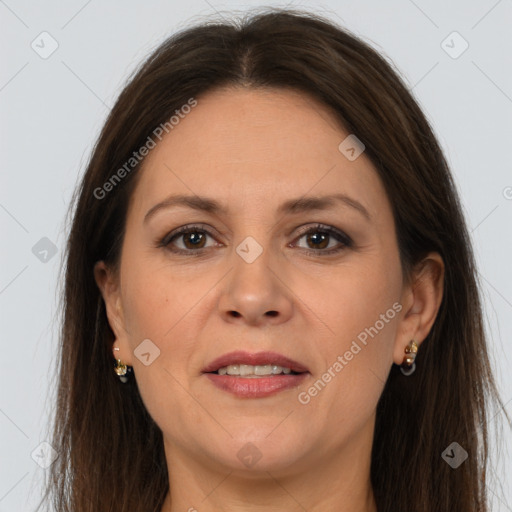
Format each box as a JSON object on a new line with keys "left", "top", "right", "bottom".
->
{"left": 158, "top": 224, "right": 219, "bottom": 255}
{"left": 293, "top": 224, "right": 352, "bottom": 255}
{"left": 167, "top": 229, "right": 213, "bottom": 251}
{"left": 159, "top": 223, "right": 352, "bottom": 257}
{"left": 304, "top": 231, "right": 330, "bottom": 250}
{"left": 178, "top": 231, "right": 207, "bottom": 250}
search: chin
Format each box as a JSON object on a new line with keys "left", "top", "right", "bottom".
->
{"left": 204, "top": 434, "right": 308, "bottom": 475}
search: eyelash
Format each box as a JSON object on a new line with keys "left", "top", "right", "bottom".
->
{"left": 157, "top": 223, "right": 353, "bottom": 257}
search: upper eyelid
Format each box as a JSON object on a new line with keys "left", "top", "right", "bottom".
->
{"left": 167, "top": 223, "right": 343, "bottom": 238}
{"left": 163, "top": 223, "right": 350, "bottom": 249}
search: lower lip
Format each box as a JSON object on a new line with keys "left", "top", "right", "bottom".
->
{"left": 204, "top": 373, "right": 309, "bottom": 398}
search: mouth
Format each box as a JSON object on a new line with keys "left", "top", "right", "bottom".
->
{"left": 202, "top": 350, "right": 310, "bottom": 398}
{"left": 201, "top": 350, "right": 309, "bottom": 375}
{"left": 208, "top": 364, "right": 303, "bottom": 377}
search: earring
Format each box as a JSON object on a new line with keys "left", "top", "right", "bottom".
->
{"left": 400, "top": 339, "right": 418, "bottom": 376}
{"left": 113, "top": 348, "right": 132, "bottom": 383}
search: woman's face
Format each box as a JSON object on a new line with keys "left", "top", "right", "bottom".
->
{"left": 98, "top": 87, "right": 423, "bottom": 476}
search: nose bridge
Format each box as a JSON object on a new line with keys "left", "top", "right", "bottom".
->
{"left": 218, "top": 228, "right": 293, "bottom": 325}
{"left": 231, "top": 232, "right": 277, "bottom": 299}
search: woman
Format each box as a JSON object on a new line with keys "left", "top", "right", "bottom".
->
{"left": 39, "top": 8, "right": 509, "bottom": 512}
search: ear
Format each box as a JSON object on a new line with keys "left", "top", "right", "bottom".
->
{"left": 93, "top": 260, "right": 133, "bottom": 365}
{"left": 393, "top": 252, "right": 445, "bottom": 365}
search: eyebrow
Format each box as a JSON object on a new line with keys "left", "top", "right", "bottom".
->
{"left": 143, "top": 193, "right": 372, "bottom": 223}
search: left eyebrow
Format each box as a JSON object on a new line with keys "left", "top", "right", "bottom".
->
{"left": 277, "top": 193, "right": 372, "bottom": 221}
{"left": 143, "top": 192, "right": 372, "bottom": 224}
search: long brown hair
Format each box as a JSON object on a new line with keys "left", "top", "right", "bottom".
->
{"left": 38, "top": 8, "right": 510, "bottom": 511}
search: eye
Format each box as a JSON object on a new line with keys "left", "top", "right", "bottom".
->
{"left": 158, "top": 224, "right": 220, "bottom": 255}
{"left": 292, "top": 224, "right": 353, "bottom": 255}
{"left": 158, "top": 223, "right": 353, "bottom": 257}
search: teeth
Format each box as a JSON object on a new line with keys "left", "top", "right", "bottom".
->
{"left": 217, "top": 364, "right": 293, "bottom": 376}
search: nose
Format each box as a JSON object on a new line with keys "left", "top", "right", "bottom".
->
{"left": 217, "top": 245, "right": 294, "bottom": 327}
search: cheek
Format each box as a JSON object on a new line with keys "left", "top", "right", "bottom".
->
{"left": 313, "top": 259, "right": 400, "bottom": 347}
{"left": 297, "top": 270, "right": 400, "bottom": 443}
{"left": 305, "top": 257, "right": 401, "bottom": 403}
{"left": 117, "top": 258, "right": 202, "bottom": 434}
{"left": 119, "top": 248, "right": 212, "bottom": 376}
{"left": 120, "top": 246, "right": 189, "bottom": 339}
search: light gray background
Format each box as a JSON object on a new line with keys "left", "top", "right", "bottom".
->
{"left": 1, "top": 1, "right": 511, "bottom": 510}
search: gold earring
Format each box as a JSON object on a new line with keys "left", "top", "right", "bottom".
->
{"left": 113, "top": 348, "right": 131, "bottom": 383}
{"left": 114, "top": 358, "right": 127, "bottom": 375}
{"left": 400, "top": 339, "right": 418, "bottom": 375}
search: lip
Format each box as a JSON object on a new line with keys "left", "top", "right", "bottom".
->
{"left": 201, "top": 350, "right": 309, "bottom": 374}
{"left": 202, "top": 350, "right": 310, "bottom": 399}
{"left": 205, "top": 372, "right": 309, "bottom": 398}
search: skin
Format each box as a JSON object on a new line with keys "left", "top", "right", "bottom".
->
{"left": 95, "top": 87, "right": 444, "bottom": 512}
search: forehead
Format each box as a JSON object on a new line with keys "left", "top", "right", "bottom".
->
{"left": 127, "top": 86, "right": 390, "bottom": 222}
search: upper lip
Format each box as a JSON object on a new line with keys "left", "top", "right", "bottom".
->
{"left": 202, "top": 350, "right": 309, "bottom": 373}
